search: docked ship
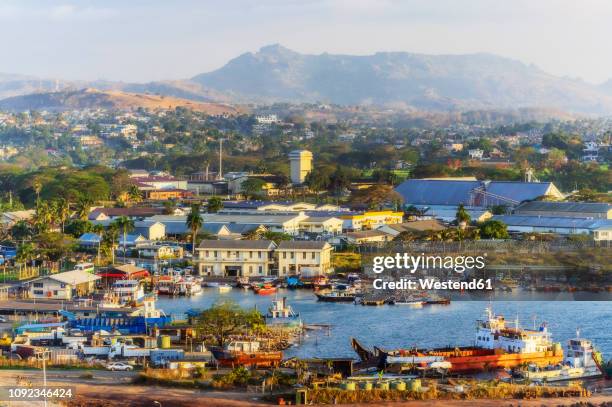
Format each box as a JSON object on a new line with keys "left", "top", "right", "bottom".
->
{"left": 315, "top": 290, "right": 356, "bottom": 302}
{"left": 211, "top": 341, "right": 282, "bottom": 368}
{"left": 353, "top": 307, "right": 564, "bottom": 374}
{"left": 519, "top": 334, "right": 603, "bottom": 382}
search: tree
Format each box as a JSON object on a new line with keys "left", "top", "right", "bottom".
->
{"left": 186, "top": 204, "right": 203, "bottom": 256}
{"left": 241, "top": 178, "right": 266, "bottom": 199}
{"left": 35, "top": 232, "right": 76, "bottom": 264}
{"left": 127, "top": 185, "right": 142, "bottom": 205}
{"left": 113, "top": 216, "right": 135, "bottom": 262}
{"left": 196, "top": 301, "right": 264, "bottom": 347}
{"left": 163, "top": 200, "right": 177, "bottom": 215}
{"left": 55, "top": 198, "right": 71, "bottom": 233}
{"left": 64, "top": 219, "right": 93, "bottom": 238}
{"left": 479, "top": 220, "right": 510, "bottom": 239}
{"left": 262, "top": 231, "right": 292, "bottom": 244}
{"left": 75, "top": 197, "right": 93, "bottom": 220}
{"left": 16, "top": 242, "right": 36, "bottom": 265}
{"left": 10, "top": 220, "right": 33, "bottom": 241}
{"left": 207, "top": 196, "right": 223, "bottom": 213}
{"left": 455, "top": 204, "right": 471, "bottom": 229}
{"left": 350, "top": 184, "right": 403, "bottom": 210}
{"left": 34, "top": 200, "right": 53, "bottom": 233}
{"left": 102, "top": 224, "right": 119, "bottom": 264}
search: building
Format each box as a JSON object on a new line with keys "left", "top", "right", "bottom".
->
{"left": 299, "top": 216, "right": 344, "bottom": 235}
{"left": 0, "top": 210, "right": 35, "bottom": 229}
{"left": 78, "top": 233, "right": 102, "bottom": 249}
{"left": 340, "top": 210, "right": 404, "bottom": 231}
{"left": 411, "top": 205, "right": 493, "bottom": 223}
{"left": 132, "top": 175, "right": 188, "bottom": 191}
{"left": 395, "top": 179, "right": 564, "bottom": 208}
{"left": 228, "top": 175, "right": 289, "bottom": 197}
{"left": 97, "top": 264, "right": 150, "bottom": 283}
{"left": 197, "top": 240, "right": 276, "bottom": 276}
{"left": 377, "top": 220, "right": 447, "bottom": 237}
{"left": 144, "top": 189, "right": 192, "bottom": 201}
{"left": 221, "top": 201, "right": 346, "bottom": 213}
{"left": 134, "top": 221, "right": 166, "bottom": 240}
{"left": 492, "top": 215, "right": 612, "bottom": 239}
{"left": 27, "top": 270, "right": 100, "bottom": 300}
{"left": 289, "top": 150, "right": 313, "bottom": 184}
{"left": 468, "top": 149, "right": 484, "bottom": 160}
{"left": 345, "top": 230, "right": 393, "bottom": 244}
{"left": 513, "top": 201, "right": 611, "bottom": 220}
{"left": 276, "top": 241, "right": 333, "bottom": 277}
{"left": 88, "top": 207, "right": 165, "bottom": 221}
{"left": 138, "top": 245, "right": 183, "bottom": 259}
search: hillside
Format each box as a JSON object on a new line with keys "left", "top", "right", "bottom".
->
{"left": 191, "top": 44, "right": 612, "bottom": 114}
{"left": 0, "top": 88, "right": 243, "bottom": 115}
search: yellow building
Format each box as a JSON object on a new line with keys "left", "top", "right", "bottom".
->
{"left": 340, "top": 210, "right": 404, "bottom": 231}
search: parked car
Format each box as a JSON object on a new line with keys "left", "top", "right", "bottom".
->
{"left": 106, "top": 362, "right": 133, "bottom": 371}
{"left": 0, "top": 316, "right": 7, "bottom": 323}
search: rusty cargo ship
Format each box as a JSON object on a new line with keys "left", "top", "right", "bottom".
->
{"left": 353, "top": 307, "right": 563, "bottom": 374}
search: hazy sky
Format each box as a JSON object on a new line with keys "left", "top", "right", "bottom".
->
{"left": 1, "top": 0, "right": 612, "bottom": 84}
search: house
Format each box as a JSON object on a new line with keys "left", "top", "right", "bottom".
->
{"left": 196, "top": 240, "right": 276, "bottom": 277}
{"left": 0, "top": 210, "right": 35, "bottom": 228}
{"left": 27, "top": 270, "right": 100, "bottom": 300}
{"left": 118, "top": 234, "right": 147, "bottom": 248}
{"left": 221, "top": 201, "right": 346, "bottom": 212}
{"left": 276, "top": 241, "right": 333, "bottom": 277}
{"left": 144, "top": 189, "right": 192, "bottom": 201}
{"left": 138, "top": 245, "right": 183, "bottom": 259}
{"left": 468, "top": 149, "right": 484, "bottom": 160}
{"left": 340, "top": 210, "right": 404, "bottom": 231}
{"left": 513, "top": 201, "right": 611, "bottom": 220}
{"left": 377, "top": 220, "right": 447, "bottom": 237}
{"left": 411, "top": 205, "right": 493, "bottom": 223}
{"left": 134, "top": 221, "right": 166, "bottom": 240}
{"left": 132, "top": 175, "right": 188, "bottom": 191}
{"left": 395, "top": 179, "right": 564, "bottom": 208}
{"left": 88, "top": 207, "right": 165, "bottom": 221}
{"left": 345, "top": 230, "right": 393, "bottom": 244}
{"left": 78, "top": 233, "right": 102, "bottom": 248}
{"left": 298, "top": 216, "right": 344, "bottom": 235}
{"left": 592, "top": 222, "right": 612, "bottom": 241}
{"left": 97, "top": 264, "right": 150, "bottom": 283}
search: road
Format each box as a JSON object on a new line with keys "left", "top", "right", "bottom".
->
{"left": 0, "top": 369, "right": 611, "bottom": 406}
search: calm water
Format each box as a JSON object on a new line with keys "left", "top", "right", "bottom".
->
{"left": 156, "top": 289, "right": 612, "bottom": 360}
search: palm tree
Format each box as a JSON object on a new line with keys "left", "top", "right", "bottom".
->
{"left": 92, "top": 224, "right": 105, "bottom": 265}
{"left": 75, "top": 197, "right": 93, "bottom": 220}
{"left": 113, "top": 216, "right": 135, "bottom": 263}
{"left": 127, "top": 185, "right": 142, "bottom": 206}
{"left": 55, "top": 198, "right": 71, "bottom": 233}
{"left": 16, "top": 242, "right": 36, "bottom": 268}
{"left": 102, "top": 225, "right": 119, "bottom": 265}
{"left": 456, "top": 204, "right": 471, "bottom": 230}
{"left": 34, "top": 200, "right": 53, "bottom": 233}
{"left": 186, "top": 204, "right": 203, "bottom": 256}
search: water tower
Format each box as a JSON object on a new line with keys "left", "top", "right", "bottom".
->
{"left": 289, "top": 150, "right": 313, "bottom": 185}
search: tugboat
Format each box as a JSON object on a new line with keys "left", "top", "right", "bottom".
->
{"left": 519, "top": 332, "right": 603, "bottom": 382}
{"left": 253, "top": 283, "right": 277, "bottom": 295}
{"left": 315, "top": 289, "right": 356, "bottom": 302}
{"left": 353, "top": 307, "right": 564, "bottom": 374}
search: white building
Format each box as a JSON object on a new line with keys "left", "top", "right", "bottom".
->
{"left": 276, "top": 241, "right": 333, "bottom": 277}
{"left": 27, "top": 270, "right": 100, "bottom": 300}
{"left": 197, "top": 240, "right": 276, "bottom": 276}
{"left": 289, "top": 150, "right": 313, "bottom": 184}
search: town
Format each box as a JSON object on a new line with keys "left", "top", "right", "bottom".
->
{"left": 0, "top": 100, "right": 610, "bottom": 406}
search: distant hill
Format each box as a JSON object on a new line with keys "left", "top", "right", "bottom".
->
{"left": 0, "top": 88, "right": 243, "bottom": 115}
{"left": 191, "top": 44, "right": 612, "bottom": 114}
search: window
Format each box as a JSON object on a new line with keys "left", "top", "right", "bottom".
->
{"left": 258, "top": 252, "right": 262, "bottom": 259}
{"left": 290, "top": 252, "right": 294, "bottom": 259}
{"left": 60, "top": 284, "right": 66, "bottom": 288}
{"left": 214, "top": 251, "right": 218, "bottom": 258}
{"left": 249, "top": 251, "right": 253, "bottom": 258}
{"left": 249, "top": 266, "right": 253, "bottom": 273}
{"left": 311, "top": 252, "right": 315, "bottom": 259}
{"left": 205, "top": 250, "right": 209, "bottom": 257}
{"left": 258, "top": 266, "right": 263, "bottom": 274}
{"left": 53, "top": 290, "right": 58, "bottom": 296}
{"left": 33, "top": 290, "right": 43, "bottom": 295}
{"left": 302, "top": 252, "right": 306, "bottom": 260}
{"left": 283, "top": 252, "right": 286, "bottom": 259}
{"left": 33, "top": 283, "right": 43, "bottom": 288}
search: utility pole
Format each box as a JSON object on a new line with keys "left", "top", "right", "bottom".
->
{"left": 218, "top": 139, "right": 223, "bottom": 180}
{"left": 36, "top": 349, "right": 51, "bottom": 407}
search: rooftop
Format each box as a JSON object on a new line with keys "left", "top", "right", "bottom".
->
{"left": 277, "top": 241, "right": 330, "bottom": 250}
{"left": 198, "top": 240, "right": 276, "bottom": 250}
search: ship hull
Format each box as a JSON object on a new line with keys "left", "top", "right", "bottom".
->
{"left": 391, "top": 347, "right": 563, "bottom": 373}
{"left": 211, "top": 348, "right": 282, "bottom": 368}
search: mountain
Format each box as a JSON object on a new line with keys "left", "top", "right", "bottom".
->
{"left": 191, "top": 44, "right": 612, "bottom": 114}
{"left": 0, "top": 88, "right": 243, "bottom": 115}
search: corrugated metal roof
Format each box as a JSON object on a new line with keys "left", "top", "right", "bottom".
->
{"left": 395, "top": 179, "right": 481, "bottom": 205}
{"left": 492, "top": 215, "right": 611, "bottom": 229}
{"left": 514, "top": 201, "right": 611, "bottom": 213}
{"left": 198, "top": 240, "right": 276, "bottom": 249}
{"left": 277, "top": 241, "right": 330, "bottom": 250}
{"left": 485, "top": 182, "right": 555, "bottom": 204}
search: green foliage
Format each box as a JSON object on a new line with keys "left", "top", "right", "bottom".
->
{"left": 241, "top": 177, "right": 266, "bottom": 198}
{"left": 206, "top": 196, "right": 223, "bottom": 213}
{"left": 196, "top": 300, "right": 264, "bottom": 346}
{"left": 65, "top": 219, "right": 94, "bottom": 238}
{"left": 262, "top": 231, "right": 292, "bottom": 244}
{"left": 479, "top": 220, "right": 510, "bottom": 239}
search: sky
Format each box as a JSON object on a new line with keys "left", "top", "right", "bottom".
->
{"left": 1, "top": 0, "right": 612, "bottom": 84}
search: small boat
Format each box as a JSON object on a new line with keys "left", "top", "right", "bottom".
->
{"left": 218, "top": 284, "right": 232, "bottom": 293}
{"left": 394, "top": 299, "right": 424, "bottom": 307}
{"left": 254, "top": 283, "right": 277, "bottom": 295}
{"left": 205, "top": 281, "right": 220, "bottom": 288}
{"left": 266, "top": 297, "right": 300, "bottom": 320}
{"left": 315, "top": 290, "right": 356, "bottom": 302}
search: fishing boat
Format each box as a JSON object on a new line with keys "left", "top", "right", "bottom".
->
{"left": 353, "top": 307, "right": 564, "bottom": 374}
{"left": 211, "top": 341, "right": 282, "bottom": 368}
{"left": 178, "top": 279, "right": 203, "bottom": 296}
{"left": 315, "top": 290, "right": 356, "bottom": 302}
{"left": 519, "top": 334, "right": 603, "bottom": 382}
{"left": 393, "top": 298, "right": 424, "bottom": 307}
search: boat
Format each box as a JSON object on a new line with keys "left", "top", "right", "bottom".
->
{"left": 211, "top": 341, "right": 282, "bottom": 368}
{"left": 353, "top": 307, "right": 564, "bottom": 374}
{"left": 286, "top": 276, "right": 304, "bottom": 289}
{"left": 316, "top": 290, "right": 356, "bottom": 302}
{"left": 266, "top": 297, "right": 299, "bottom": 320}
{"left": 253, "top": 283, "right": 277, "bottom": 295}
{"left": 519, "top": 334, "right": 603, "bottom": 382}
{"left": 218, "top": 284, "right": 232, "bottom": 293}
{"left": 393, "top": 299, "right": 424, "bottom": 307}
{"left": 178, "top": 279, "right": 203, "bottom": 296}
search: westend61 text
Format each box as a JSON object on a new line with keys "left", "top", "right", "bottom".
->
{"left": 372, "top": 278, "right": 493, "bottom": 290}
